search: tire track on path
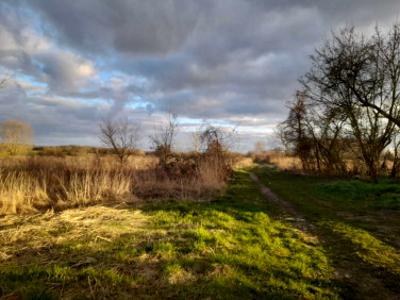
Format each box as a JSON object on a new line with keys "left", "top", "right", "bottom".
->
{"left": 249, "top": 172, "right": 314, "bottom": 232}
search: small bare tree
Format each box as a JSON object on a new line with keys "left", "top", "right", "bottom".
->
{"left": 99, "top": 119, "right": 140, "bottom": 163}
{"left": 0, "top": 119, "right": 33, "bottom": 155}
{"left": 200, "top": 126, "right": 236, "bottom": 158}
{"left": 279, "top": 91, "right": 316, "bottom": 171}
{"left": 200, "top": 126, "right": 228, "bottom": 154}
{"left": 0, "top": 78, "right": 6, "bottom": 88}
{"left": 199, "top": 125, "right": 236, "bottom": 179}
{"left": 150, "top": 113, "right": 178, "bottom": 166}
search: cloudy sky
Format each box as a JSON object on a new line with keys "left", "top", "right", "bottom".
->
{"left": 0, "top": 0, "right": 399, "bottom": 151}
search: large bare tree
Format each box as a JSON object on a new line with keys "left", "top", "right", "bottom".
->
{"left": 300, "top": 26, "right": 398, "bottom": 180}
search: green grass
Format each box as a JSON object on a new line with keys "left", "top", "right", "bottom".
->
{"left": 258, "top": 167, "right": 400, "bottom": 207}
{"left": 0, "top": 170, "right": 341, "bottom": 299}
{"left": 315, "top": 178, "right": 400, "bottom": 210}
{"left": 3, "top": 166, "right": 399, "bottom": 299}
{"left": 254, "top": 165, "right": 400, "bottom": 298}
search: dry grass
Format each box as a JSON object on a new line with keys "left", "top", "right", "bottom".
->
{"left": 0, "top": 153, "right": 232, "bottom": 215}
{"left": 231, "top": 156, "right": 254, "bottom": 169}
{"left": 254, "top": 150, "right": 398, "bottom": 177}
{"left": 253, "top": 151, "right": 302, "bottom": 171}
{"left": 265, "top": 154, "right": 393, "bottom": 177}
{"left": 269, "top": 155, "right": 302, "bottom": 170}
{"left": 0, "top": 205, "right": 148, "bottom": 262}
{"left": 253, "top": 151, "right": 378, "bottom": 175}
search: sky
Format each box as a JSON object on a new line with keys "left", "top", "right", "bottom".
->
{"left": 0, "top": 0, "right": 400, "bottom": 152}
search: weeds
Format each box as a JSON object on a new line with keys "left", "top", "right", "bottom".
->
{"left": 0, "top": 154, "right": 234, "bottom": 215}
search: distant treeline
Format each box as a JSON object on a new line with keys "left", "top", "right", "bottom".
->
{"left": 31, "top": 145, "right": 145, "bottom": 157}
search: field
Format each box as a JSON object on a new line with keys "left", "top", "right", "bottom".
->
{"left": 1, "top": 161, "right": 399, "bottom": 299}
{"left": 3, "top": 2, "right": 400, "bottom": 299}
{"left": 254, "top": 166, "right": 400, "bottom": 299}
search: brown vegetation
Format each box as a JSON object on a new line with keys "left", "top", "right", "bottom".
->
{"left": 0, "top": 112, "right": 249, "bottom": 216}
{"left": 0, "top": 119, "right": 33, "bottom": 155}
{"left": 252, "top": 150, "right": 302, "bottom": 171}
{"left": 0, "top": 149, "right": 243, "bottom": 215}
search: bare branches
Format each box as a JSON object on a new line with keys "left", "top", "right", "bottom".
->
{"left": 295, "top": 24, "right": 400, "bottom": 180}
{"left": 279, "top": 91, "right": 316, "bottom": 171}
{"left": 99, "top": 119, "right": 140, "bottom": 163}
{"left": 199, "top": 125, "right": 236, "bottom": 154}
{"left": 150, "top": 113, "right": 178, "bottom": 165}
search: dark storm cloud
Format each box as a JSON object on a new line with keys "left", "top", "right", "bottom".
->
{"left": 1, "top": 0, "right": 400, "bottom": 150}
{"left": 26, "top": 0, "right": 202, "bottom": 56}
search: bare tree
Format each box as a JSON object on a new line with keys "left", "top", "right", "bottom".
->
{"left": 390, "top": 131, "right": 400, "bottom": 177}
{"left": 201, "top": 126, "right": 225, "bottom": 155}
{"left": 0, "top": 119, "right": 33, "bottom": 155}
{"left": 200, "top": 126, "right": 236, "bottom": 153}
{"left": 197, "top": 125, "right": 234, "bottom": 180}
{"left": 323, "top": 25, "right": 400, "bottom": 128}
{"left": 279, "top": 91, "right": 316, "bottom": 171}
{"left": 199, "top": 125, "right": 236, "bottom": 169}
{"left": 99, "top": 119, "right": 140, "bottom": 163}
{"left": 150, "top": 113, "right": 178, "bottom": 166}
{"left": 300, "top": 26, "right": 398, "bottom": 180}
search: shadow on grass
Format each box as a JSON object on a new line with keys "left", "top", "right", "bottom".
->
{"left": 253, "top": 166, "right": 400, "bottom": 299}
{"left": 1, "top": 170, "right": 342, "bottom": 299}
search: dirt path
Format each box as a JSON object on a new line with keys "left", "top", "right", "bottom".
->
{"left": 249, "top": 172, "right": 313, "bottom": 231}
{"left": 250, "top": 171, "right": 400, "bottom": 300}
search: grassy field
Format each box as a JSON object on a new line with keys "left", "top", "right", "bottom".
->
{"left": 254, "top": 165, "right": 400, "bottom": 299}
{"left": 0, "top": 170, "right": 342, "bottom": 299}
{"left": 1, "top": 167, "right": 400, "bottom": 299}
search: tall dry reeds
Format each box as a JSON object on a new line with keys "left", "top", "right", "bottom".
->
{"left": 0, "top": 153, "right": 231, "bottom": 215}
{"left": 0, "top": 157, "right": 134, "bottom": 214}
{"left": 0, "top": 171, "right": 48, "bottom": 214}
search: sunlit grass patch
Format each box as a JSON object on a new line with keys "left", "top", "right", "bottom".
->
{"left": 139, "top": 172, "right": 339, "bottom": 298}
{"left": 0, "top": 170, "right": 340, "bottom": 299}
{"left": 0, "top": 206, "right": 148, "bottom": 261}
